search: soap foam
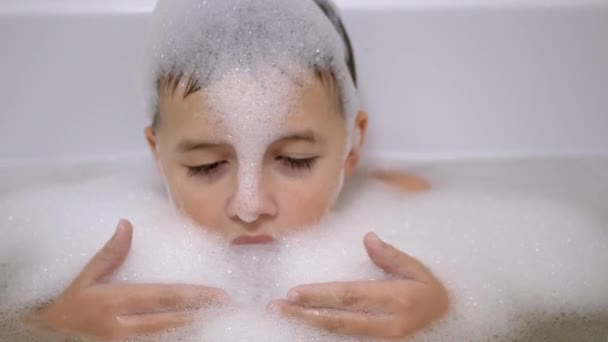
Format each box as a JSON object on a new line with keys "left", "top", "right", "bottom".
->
{"left": 1, "top": 159, "right": 608, "bottom": 341}
{"left": 205, "top": 66, "right": 306, "bottom": 223}
{"left": 148, "top": 0, "right": 359, "bottom": 126}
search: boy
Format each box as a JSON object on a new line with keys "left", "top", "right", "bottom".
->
{"left": 30, "top": 0, "right": 448, "bottom": 339}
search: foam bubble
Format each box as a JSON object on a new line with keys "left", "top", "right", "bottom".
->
{"left": 205, "top": 67, "right": 305, "bottom": 223}
{"left": 148, "top": 0, "right": 358, "bottom": 126}
{"left": 1, "top": 158, "right": 608, "bottom": 341}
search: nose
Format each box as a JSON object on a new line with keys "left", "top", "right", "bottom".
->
{"left": 227, "top": 172, "right": 278, "bottom": 226}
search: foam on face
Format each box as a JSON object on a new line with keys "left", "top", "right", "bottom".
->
{"left": 148, "top": 0, "right": 359, "bottom": 215}
{"left": 205, "top": 67, "right": 306, "bottom": 222}
{"left": 1, "top": 159, "right": 608, "bottom": 341}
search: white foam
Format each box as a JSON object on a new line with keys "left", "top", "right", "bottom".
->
{"left": 1, "top": 158, "right": 608, "bottom": 341}
{"left": 205, "top": 67, "right": 305, "bottom": 223}
{"left": 149, "top": 0, "right": 358, "bottom": 124}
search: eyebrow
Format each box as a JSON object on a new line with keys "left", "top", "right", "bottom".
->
{"left": 176, "top": 130, "right": 322, "bottom": 153}
{"left": 176, "top": 139, "right": 228, "bottom": 152}
{"left": 276, "top": 130, "right": 322, "bottom": 144}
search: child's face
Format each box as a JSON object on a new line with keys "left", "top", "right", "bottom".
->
{"left": 146, "top": 71, "right": 365, "bottom": 244}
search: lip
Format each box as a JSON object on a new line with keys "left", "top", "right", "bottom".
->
{"left": 231, "top": 234, "right": 275, "bottom": 245}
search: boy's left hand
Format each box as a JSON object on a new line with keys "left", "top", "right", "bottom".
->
{"left": 269, "top": 233, "right": 449, "bottom": 339}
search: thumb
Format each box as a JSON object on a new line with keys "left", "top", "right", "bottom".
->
{"left": 364, "top": 232, "right": 432, "bottom": 282}
{"left": 72, "top": 219, "right": 133, "bottom": 289}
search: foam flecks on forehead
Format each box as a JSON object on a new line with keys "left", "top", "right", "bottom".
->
{"left": 148, "top": 0, "right": 359, "bottom": 134}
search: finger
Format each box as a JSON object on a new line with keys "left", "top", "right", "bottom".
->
{"left": 270, "top": 300, "right": 401, "bottom": 338}
{"left": 364, "top": 232, "right": 434, "bottom": 282}
{"left": 116, "top": 310, "right": 197, "bottom": 337}
{"left": 72, "top": 219, "right": 133, "bottom": 289}
{"left": 286, "top": 282, "right": 395, "bottom": 313}
{"left": 111, "top": 284, "right": 230, "bottom": 314}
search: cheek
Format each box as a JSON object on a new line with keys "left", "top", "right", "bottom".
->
{"left": 276, "top": 160, "right": 345, "bottom": 224}
{"left": 277, "top": 186, "right": 330, "bottom": 226}
{"left": 162, "top": 167, "right": 228, "bottom": 229}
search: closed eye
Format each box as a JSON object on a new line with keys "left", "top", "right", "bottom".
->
{"left": 187, "top": 161, "right": 228, "bottom": 177}
{"left": 276, "top": 156, "right": 318, "bottom": 171}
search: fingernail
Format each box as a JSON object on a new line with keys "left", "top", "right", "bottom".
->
{"left": 368, "top": 232, "right": 381, "bottom": 244}
{"left": 287, "top": 291, "right": 299, "bottom": 303}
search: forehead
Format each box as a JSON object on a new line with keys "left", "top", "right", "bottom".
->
{"left": 157, "top": 70, "right": 342, "bottom": 139}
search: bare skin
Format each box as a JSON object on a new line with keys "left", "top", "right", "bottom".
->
{"left": 374, "top": 171, "right": 431, "bottom": 192}
{"left": 31, "top": 219, "right": 446, "bottom": 341}
{"left": 270, "top": 233, "right": 448, "bottom": 339}
{"left": 29, "top": 220, "right": 230, "bottom": 340}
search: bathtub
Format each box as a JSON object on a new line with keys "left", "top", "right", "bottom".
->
{"left": 1, "top": 1, "right": 608, "bottom": 341}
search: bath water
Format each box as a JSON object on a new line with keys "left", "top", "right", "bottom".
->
{"left": 1, "top": 156, "right": 607, "bottom": 341}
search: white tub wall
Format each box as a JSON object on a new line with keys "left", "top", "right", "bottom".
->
{"left": 0, "top": 1, "right": 607, "bottom": 164}
{"left": 350, "top": 4, "right": 608, "bottom": 160}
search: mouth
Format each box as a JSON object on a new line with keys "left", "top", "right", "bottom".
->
{"left": 231, "top": 234, "right": 275, "bottom": 245}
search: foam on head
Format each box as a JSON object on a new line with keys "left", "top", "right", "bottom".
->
{"left": 148, "top": 0, "right": 360, "bottom": 219}
{"left": 149, "top": 0, "right": 358, "bottom": 116}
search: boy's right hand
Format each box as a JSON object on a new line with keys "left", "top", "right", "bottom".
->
{"left": 28, "top": 220, "right": 230, "bottom": 340}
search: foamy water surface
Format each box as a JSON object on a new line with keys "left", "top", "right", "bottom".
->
{"left": 1, "top": 157, "right": 607, "bottom": 341}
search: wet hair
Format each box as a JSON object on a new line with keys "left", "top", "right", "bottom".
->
{"left": 153, "top": 0, "right": 357, "bottom": 130}
{"left": 312, "top": 0, "right": 357, "bottom": 86}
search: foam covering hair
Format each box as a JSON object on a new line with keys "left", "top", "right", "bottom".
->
{"left": 147, "top": 0, "right": 359, "bottom": 131}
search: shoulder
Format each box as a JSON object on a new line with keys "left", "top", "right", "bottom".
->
{"left": 372, "top": 170, "right": 431, "bottom": 192}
